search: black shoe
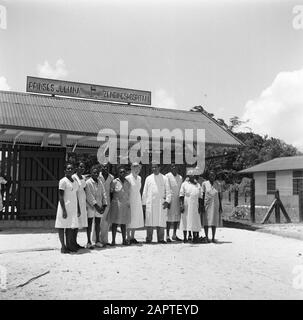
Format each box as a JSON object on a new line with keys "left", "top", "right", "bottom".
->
{"left": 60, "top": 247, "right": 70, "bottom": 254}
{"left": 76, "top": 244, "right": 85, "bottom": 250}
{"left": 131, "top": 238, "right": 139, "bottom": 244}
{"left": 123, "top": 240, "right": 131, "bottom": 246}
{"left": 192, "top": 238, "right": 201, "bottom": 244}
{"left": 158, "top": 240, "right": 167, "bottom": 244}
{"left": 166, "top": 237, "right": 172, "bottom": 243}
{"left": 172, "top": 236, "right": 182, "bottom": 241}
{"left": 145, "top": 239, "right": 152, "bottom": 244}
{"left": 66, "top": 246, "right": 78, "bottom": 252}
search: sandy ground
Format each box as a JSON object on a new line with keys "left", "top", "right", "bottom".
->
{"left": 0, "top": 228, "right": 303, "bottom": 300}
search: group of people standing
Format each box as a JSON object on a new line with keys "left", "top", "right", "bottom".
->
{"left": 55, "top": 161, "right": 223, "bottom": 254}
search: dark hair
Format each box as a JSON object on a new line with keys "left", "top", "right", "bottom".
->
{"left": 90, "top": 164, "right": 100, "bottom": 173}
{"left": 64, "top": 162, "right": 74, "bottom": 170}
{"left": 75, "top": 160, "right": 86, "bottom": 168}
{"left": 117, "top": 165, "right": 126, "bottom": 172}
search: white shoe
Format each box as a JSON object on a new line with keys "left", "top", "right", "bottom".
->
{"left": 95, "top": 242, "right": 103, "bottom": 248}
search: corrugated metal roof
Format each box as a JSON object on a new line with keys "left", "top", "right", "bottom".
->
{"left": 239, "top": 156, "right": 303, "bottom": 173}
{"left": 0, "top": 90, "right": 243, "bottom": 146}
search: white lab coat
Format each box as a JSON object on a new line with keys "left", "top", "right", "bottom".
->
{"left": 142, "top": 173, "right": 171, "bottom": 227}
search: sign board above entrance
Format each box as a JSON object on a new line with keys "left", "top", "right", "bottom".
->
{"left": 26, "top": 76, "right": 151, "bottom": 105}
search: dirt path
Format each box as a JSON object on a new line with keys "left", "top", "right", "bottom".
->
{"left": 0, "top": 228, "right": 302, "bottom": 299}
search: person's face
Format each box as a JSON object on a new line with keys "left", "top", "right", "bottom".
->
{"left": 171, "top": 165, "right": 177, "bottom": 175}
{"left": 65, "top": 164, "right": 74, "bottom": 177}
{"left": 102, "top": 163, "right": 109, "bottom": 174}
{"left": 77, "top": 162, "right": 85, "bottom": 175}
{"left": 91, "top": 168, "right": 100, "bottom": 180}
{"left": 189, "top": 175, "right": 196, "bottom": 183}
{"left": 209, "top": 172, "right": 216, "bottom": 182}
{"left": 119, "top": 168, "right": 126, "bottom": 179}
{"left": 132, "top": 165, "right": 140, "bottom": 175}
{"left": 152, "top": 164, "right": 160, "bottom": 175}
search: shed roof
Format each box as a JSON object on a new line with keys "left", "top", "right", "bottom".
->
{"left": 239, "top": 156, "right": 303, "bottom": 173}
{"left": 0, "top": 90, "right": 243, "bottom": 148}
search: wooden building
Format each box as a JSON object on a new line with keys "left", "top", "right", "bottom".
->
{"left": 0, "top": 90, "right": 242, "bottom": 221}
{"left": 239, "top": 156, "right": 303, "bottom": 207}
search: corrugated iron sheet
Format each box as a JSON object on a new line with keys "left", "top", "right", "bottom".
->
{"left": 239, "top": 156, "right": 303, "bottom": 173}
{"left": 0, "top": 91, "right": 242, "bottom": 146}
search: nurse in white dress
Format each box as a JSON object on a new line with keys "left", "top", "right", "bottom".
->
{"left": 201, "top": 171, "right": 223, "bottom": 243}
{"left": 55, "top": 163, "right": 80, "bottom": 253}
{"left": 165, "top": 164, "right": 183, "bottom": 242}
{"left": 179, "top": 169, "right": 202, "bottom": 243}
{"left": 126, "top": 162, "right": 144, "bottom": 244}
{"left": 98, "top": 163, "right": 114, "bottom": 246}
{"left": 72, "top": 161, "right": 88, "bottom": 249}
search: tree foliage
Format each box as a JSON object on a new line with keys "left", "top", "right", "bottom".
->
{"left": 191, "top": 106, "right": 301, "bottom": 182}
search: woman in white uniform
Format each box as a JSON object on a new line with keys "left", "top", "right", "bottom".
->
{"left": 72, "top": 161, "right": 88, "bottom": 249}
{"left": 201, "top": 171, "right": 223, "bottom": 243}
{"left": 165, "top": 164, "right": 183, "bottom": 242}
{"left": 126, "top": 162, "right": 144, "bottom": 244}
{"left": 179, "top": 170, "right": 202, "bottom": 243}
{"left": 55, "top": 163, "right": 80, "bottom": 253}
{"left": 98, "top": 163, "right": 114, "bottom": 246}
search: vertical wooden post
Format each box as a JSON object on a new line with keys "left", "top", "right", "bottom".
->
{"left": 250, "top": 178, "right": 255, "bottom": 223}
{"left": 275, "top": 190, "right": 281, "bottom": 223}
{"left": 299, "top": 186, "right": 303, "bottom": 223}
{"left": 234, "top": 185, "right": 238, "bottom": 207}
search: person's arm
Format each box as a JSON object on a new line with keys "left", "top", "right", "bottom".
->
{"left": 109, "top": 180, "right": 115, "bottom": 202}
{"left": 58, "top": 180, "right": 67, "bottom": 219}
{"left": 86, "top": 181, "right": 102, "bottom": 213}
{"left": 201, "top": 183, "right": 205, "bottom": 213}
{"left": 141, "top": 178, "right": 148, "bottom": 219}
{"left": 163, "top": 176, "right": 171, "bottom": 209}
{"left": 100, "top": 182, "right": 108, "bottom": 212}
{"left": 198, "top": 186, "right": 203, "bottom": 214}
{"left": 218, "top": 191, "right": 223, "bottom": 213}
{"left": 77, "top": 195, "right": 81, "bottom": 217}
{"left": 179, "top": 183, "right": 185, "bottom": 213}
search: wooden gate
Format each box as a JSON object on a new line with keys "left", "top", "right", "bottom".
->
{"left": 18, "top": 146, "right": 65, "bottom": 220}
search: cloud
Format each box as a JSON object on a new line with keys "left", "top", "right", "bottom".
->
{"left": 37, "top": 58, "right": 68, "bottom": 79}
{"left": 239, "top": 67, "right": 303, "bottom": 151}
{"left": 153, "top": 89, "right": 178, "bottom": 109}
{"left": 0, "top": 76, "right": 10, "bottom": 90}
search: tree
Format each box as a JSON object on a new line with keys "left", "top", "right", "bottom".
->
{"left": 190, "top": 106, "right": 302, "bottom": 178}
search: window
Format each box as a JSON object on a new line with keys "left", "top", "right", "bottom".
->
{"left": 293, "top": 170, "right": 303, "bottom": 195}
{"left": 267, "top": 172, "right": 276, "bottom": 194}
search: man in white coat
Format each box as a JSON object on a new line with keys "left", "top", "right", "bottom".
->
{"left": 142, "top": 162, "right": 171, "bottom": 244}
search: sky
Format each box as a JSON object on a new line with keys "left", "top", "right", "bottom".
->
{"left": 1, "top": 0, "right": 303, "bottom": 150}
